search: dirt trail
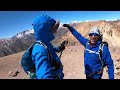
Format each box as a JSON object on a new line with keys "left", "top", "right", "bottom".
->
{"left": 0, "top": 44, "right": 117, "bottom": 79}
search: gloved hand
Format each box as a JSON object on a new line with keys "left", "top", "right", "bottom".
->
{"left": 59, "top": 45, "right": 65, "bottom": 51}
{"left": 63, "top": 24, "right": 70, "bottom": 29}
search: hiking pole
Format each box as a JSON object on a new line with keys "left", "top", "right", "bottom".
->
{"left": 58, "top": 39, "right": 68, "bottom": 59}
{"left": 59, "top": 50, "right": 63, "bottom": 59}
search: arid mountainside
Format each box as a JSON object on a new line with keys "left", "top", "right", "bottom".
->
{"left": 0, "top": 20, "right": 120, "bottom": 57}
{"left": 64, "top": 20, "right": 120, "bottom": 47}
{"left": 0, "top": 22, "right": 78, "bottom": 57}
{"left": 0, "top": 30, "right": 35, "bottom": 57}
{"left": 0, "top": 20, "right": 120, "bottom": 79}
{"left": 0, "top": 40, "right": 120, "bottom": 79}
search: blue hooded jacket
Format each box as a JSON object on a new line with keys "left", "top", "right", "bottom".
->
{"left": 68, "top": 26, "right": 114, "bottom": 79}
{"left": 32, "top": 14, "right": 64, "bottom": 79}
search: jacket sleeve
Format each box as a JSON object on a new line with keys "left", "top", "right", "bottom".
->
{"left": 102, "top": 46, "right": 114, "bottom": 79}
{"left": 68, "top": 26, "right": 89, "bottom": 47}
{"left": 53, "top": 46, "right": 61, "bottom": 53}
{"left": 32, "top": 45, "right": 54, "bottom": 79}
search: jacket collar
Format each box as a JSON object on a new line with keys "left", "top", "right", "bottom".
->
{"left": 89, "top": 40, "right": 102, "bottom": 48}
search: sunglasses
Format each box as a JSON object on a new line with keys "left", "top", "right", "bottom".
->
{"left": 89, "top": 33, "right": 99, "bottom": 36}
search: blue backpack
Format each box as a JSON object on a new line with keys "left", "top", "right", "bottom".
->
{"left": 20, "top": 41, "right": 63, "bottom": 79}
{"left": 20, "top": 41, "right": 51, "bottom": 75}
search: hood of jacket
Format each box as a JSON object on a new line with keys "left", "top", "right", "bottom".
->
{"left": 33, "top": 14, "right": 56, "bottom": 42}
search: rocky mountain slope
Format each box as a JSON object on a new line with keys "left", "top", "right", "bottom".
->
{"left": 0, "top": 22, "right": 79, "bottom": 57}
{"left": 0, "top": 30, "right": 35, "bottom": 57}
{"left": 1, "top": 20, "right": 120, "bottom": 57}
{"left": 66, "top": 20, "right": 120, "bottom": 48}
{"left": 0, "top": 40, "right": 120, "bottom": 79}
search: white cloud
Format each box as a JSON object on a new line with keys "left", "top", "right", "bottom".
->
{"left": 71, "top": 21, "right": 80, "bottom": 23}
{"left": 85, "top": 20, "right": 97, "bottom": 22}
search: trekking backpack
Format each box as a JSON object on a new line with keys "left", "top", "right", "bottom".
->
{"left": 20, "top": 41, "right": 51, "bottom": 76}
{"left": 85, "top": 41, "right": 108, "bottom": 76}
{"left": 98, "top": 41, "right": 108, "bottom": 69}
{"left": 20, "top": 41, "right": 63, "bottom": 79}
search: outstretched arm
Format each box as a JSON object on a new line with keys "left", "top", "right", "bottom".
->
{"left": 63, "top": 24, "right": 89, "bottom": 47}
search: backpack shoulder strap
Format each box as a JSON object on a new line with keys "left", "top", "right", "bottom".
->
{"left": 29, "top": 43, "right": 36, "bottom": 55}
{"left": 85, "top": 41, "right": 90, "bottom": 49}
{"left": 98, "top": 42, "right": 105, "bottom": 69}
{"left": 35, "top": 41, "right": 52, "bottom": 65}
{"left": 84, "top": 41, "right": 90, "bottom": 52}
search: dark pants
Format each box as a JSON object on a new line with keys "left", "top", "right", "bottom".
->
{"left": 86, "top": 76, "right": 101, "bottom": 79}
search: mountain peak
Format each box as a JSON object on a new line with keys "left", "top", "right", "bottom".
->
{"left": 13, "top": 29, "right": 34, "bottom": 38}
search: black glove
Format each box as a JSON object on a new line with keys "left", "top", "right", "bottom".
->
{"left": 63, "top": 24, "right": 70, "bottom": 29}
{"left": 59, "top": 45, "right": 65, "bottom": 51}
{"left": 59, "top": 40, "right": 68, "bottom": 51}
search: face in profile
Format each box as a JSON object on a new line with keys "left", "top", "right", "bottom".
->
{"left": 89, "top": 33, "right": 100, "bottom": 45}
{"left": 51, "top": 20, "right": 60, "bottom": 33}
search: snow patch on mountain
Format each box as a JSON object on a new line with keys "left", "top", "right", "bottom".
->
{"left": 14, "top": 29, "right": 34, "bottom": 38}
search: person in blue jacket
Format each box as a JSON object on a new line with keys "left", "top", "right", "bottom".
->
{"left": 31, "top": 14, "right": 65, "bottom": 79}
{"left": 63, "top": 24, "right": 114, "bottom": 79}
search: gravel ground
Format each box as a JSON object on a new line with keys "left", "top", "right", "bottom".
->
{"left": 0, "top": 44, "right": 119, "bottom": 79}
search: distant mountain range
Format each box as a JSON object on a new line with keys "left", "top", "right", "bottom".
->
{"left": 0, "top": 19, "right": 120, "bottom": 57}
{"left": 0, "top": 30, "right": 35, "bottom": 57}
{"left": 0, "top": 22, "right": 79, "bottom": 57}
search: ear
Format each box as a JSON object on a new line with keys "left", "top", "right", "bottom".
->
{"left": 51, "top": 20, "right": 60, "bottom": 33}
{"left": 98, "top": 34, "right": 102, "bottom": 41}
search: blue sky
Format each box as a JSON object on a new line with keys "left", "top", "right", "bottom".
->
{"left": 0, "top": 11, "right": 120, "bottom": 39}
